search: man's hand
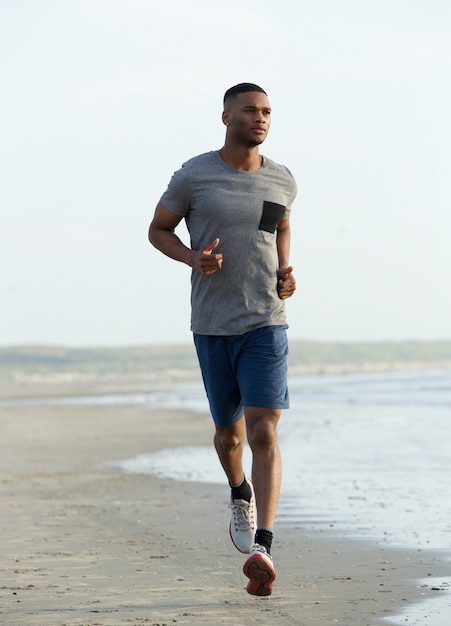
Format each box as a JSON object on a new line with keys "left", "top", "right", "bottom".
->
{"left": 190, "top": 238, "right": 223, "bottom": 275}
{"left": 277, "top": 266, "right": 296, "bottom": 299}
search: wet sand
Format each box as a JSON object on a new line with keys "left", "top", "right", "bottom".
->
{"left": 0, "top": 385, "right": 449, "bottom": 625}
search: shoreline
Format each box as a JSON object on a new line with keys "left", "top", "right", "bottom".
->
{"left": 1, "top": 390, "right": 450, "bottom": 624}
{"left": 1, "top": 360, "right": 450, "bottom": 401}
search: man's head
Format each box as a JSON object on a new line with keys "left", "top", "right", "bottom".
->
{"left": 222, "top": 83, "right": 271, "bottom": 148}
{"left": 223, "top": 83, "right": 267, "bottom": 109}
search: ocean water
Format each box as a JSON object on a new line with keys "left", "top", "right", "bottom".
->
{"left": 106, "top": 369, "right": 451, "bottom": 551}
{"left": 6, "top": 369, "right": 450, "bottom": 551}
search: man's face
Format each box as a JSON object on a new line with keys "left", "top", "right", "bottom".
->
{"left": 223, "top": 91, "right": 271, "bottom": 147}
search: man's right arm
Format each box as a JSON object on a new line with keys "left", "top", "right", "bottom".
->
{"left": 148, "top": 202, "right": 223, "bottom": 276}
{"left": 148, "top": 201, "right": 193, "bottom": 265}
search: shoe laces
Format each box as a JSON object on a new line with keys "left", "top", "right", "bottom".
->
{"left": 251, "top": 543, "right": 269, "bottom": 555}
{"left": 229, "top": 499, "right": 254, "bottom": 530}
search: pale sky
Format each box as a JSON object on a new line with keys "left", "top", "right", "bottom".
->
{"left": 1, "top": 0, "right": 450, "bottom": 346}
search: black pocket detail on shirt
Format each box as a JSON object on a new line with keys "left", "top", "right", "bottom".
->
{"left": 258, "top": 201, "right": 286, "bottom": 234}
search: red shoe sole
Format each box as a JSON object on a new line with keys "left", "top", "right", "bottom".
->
{"left": 243, "top": 552, "right": 276, "bottom": 596}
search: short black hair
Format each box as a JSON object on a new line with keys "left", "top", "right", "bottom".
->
{"left": 223, "top": 82, "right": 267, "bottom": 108}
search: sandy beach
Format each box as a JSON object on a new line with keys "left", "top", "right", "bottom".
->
{"left": 1, "top": 383, "right": 450, "bottom": 625}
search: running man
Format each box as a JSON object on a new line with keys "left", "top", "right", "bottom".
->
{"left": 148, "top": 82, "right": 297, "bottom": 596}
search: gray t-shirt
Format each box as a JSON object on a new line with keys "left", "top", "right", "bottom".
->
{"left": 160, "top": 150, "right": 297, "bottom": 335}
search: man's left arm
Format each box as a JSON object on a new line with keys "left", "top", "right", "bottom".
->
{"left": 276, "top": 218, "right": 296, "bottom": 300}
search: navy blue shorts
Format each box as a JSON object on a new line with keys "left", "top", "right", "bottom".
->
{"left": 193, "top": 325, "right": 289, "bottom": 427}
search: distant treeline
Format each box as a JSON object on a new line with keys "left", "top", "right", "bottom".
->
{"left": 288, "top": 340, "right": 451, "bottom": 367}
{"left": 0, "top": 340, "right": 450, "bottom": 380}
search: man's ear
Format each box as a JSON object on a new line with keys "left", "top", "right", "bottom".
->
{"left": 222, "top": 110, "right": 230, "bottom": 126}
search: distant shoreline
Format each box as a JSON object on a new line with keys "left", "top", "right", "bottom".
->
{"left": 288, "top": 358, "right": 451, "bottom": 376}
{"left": 0, "top": 340, "right": 450, "bottom": 398}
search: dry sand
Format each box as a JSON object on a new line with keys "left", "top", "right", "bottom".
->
{"left": 0, "top": 385, "right": 449, "bottom": 625}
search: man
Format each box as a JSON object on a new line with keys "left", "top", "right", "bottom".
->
{"left": 148, "top": 83, "right": 297, "bottom": 596}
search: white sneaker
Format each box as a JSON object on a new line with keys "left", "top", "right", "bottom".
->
{"left": 228, "top": 480, "right": 256, "bottom": 554}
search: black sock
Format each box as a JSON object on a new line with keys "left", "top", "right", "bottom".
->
{"left": 230, "top": 474, "right": 252, "bottom": 503}
{"left": 255, "top": 528, "right": 273, "bottom": 554}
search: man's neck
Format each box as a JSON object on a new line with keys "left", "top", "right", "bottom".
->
{"left": 218, "top": 145, "right": 263, "bottom": 171}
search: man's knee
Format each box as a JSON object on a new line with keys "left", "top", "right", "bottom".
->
{"left": 215, "top": 421, "right": 244, "bottom": 452}
{"left": 245, "top": 408, "right": 280, "bottom": 448}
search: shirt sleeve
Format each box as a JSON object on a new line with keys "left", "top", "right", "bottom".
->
{"left": 160, "top": 164, "right": 192, "bottom": 217}
{"left": 285, "top": 168, "right": 298, "bottom": 214}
